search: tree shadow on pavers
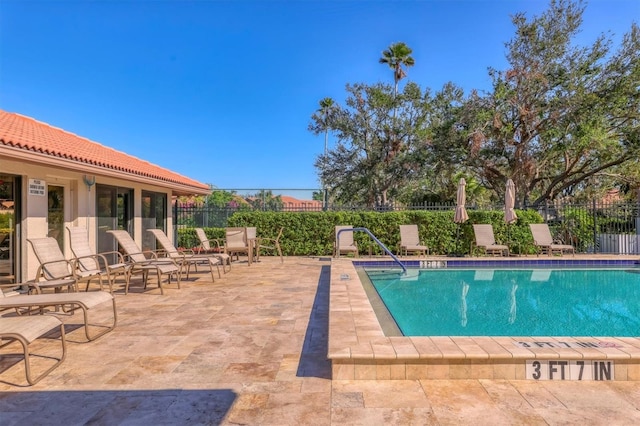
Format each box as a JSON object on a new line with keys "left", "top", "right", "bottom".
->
{"left": 297, "top": 265, "right": 331, "bottom": 379}
{"left": 0, "top": 389, "right": 236, "bottom": 424}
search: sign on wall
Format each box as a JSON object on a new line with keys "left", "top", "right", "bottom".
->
{"left": 28, "top": 179, "right": 46, "bottom": 196}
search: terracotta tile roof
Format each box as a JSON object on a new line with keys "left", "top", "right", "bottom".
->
{"left": 279, "top": 195, "right": 323, "bottom": 211}
{"left": 0, "top": 110, "right": 210, "bottom": 193}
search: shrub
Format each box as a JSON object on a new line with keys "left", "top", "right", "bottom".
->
{"left": 176, "top": 209, "right": 544, "bottom": 256}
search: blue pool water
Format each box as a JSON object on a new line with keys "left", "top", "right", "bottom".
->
{"left": 365, "top": 268, "right": 640, "bottom": 337}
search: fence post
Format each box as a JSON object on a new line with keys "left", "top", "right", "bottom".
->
{"left": 173, "top": 201, "right": 178, "bottom": 247}
{"left": 544, "top": 200, "right": 549, "bottom": 222}
{"left": 592, "top": 198, "right": 598, "bottom": 254}
{"left": 323, "top": 189, "right": 328, "bottom": 211}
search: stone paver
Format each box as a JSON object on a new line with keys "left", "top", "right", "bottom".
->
{"left": 1, "top": 256, "right": 639, "bottom": 425}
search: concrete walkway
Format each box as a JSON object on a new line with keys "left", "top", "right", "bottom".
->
{"left": 1, "top": 256, "right": 640, "bottom": 425}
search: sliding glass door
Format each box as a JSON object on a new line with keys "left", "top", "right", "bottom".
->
{"left": 141, "top": 191, "right": 167, "bottom": 251}
{"left": 96, "top": 184, "right": 133, "bottom": 261}
{"left": 0, "top": 175, "right": 19, "bottom": 284}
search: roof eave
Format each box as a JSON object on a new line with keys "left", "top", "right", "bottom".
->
{"left": 1, "top": 146, "right": 211, "bottom": 196}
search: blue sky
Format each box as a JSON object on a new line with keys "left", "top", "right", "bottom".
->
{"left": 1, "top": 0, "right": 637, "bottom": 196}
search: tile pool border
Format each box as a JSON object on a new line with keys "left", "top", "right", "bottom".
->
{"left": 353, "top": 258, "right": 640, "bottom": 268}
{"left": 329, "top": 257, "right": 640, "bottom": 381}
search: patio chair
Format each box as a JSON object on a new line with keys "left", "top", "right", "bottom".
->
{"left": 255, "top": 227, "right": 284, "bottom": 263}
{"left": 529, "top": 223, "right": 575, "bottom": 256}
{"left": 193, "top": 228, "right": 231, "bottom": 272}
{"left": 107, "top": 230, "right": 181, "bottom": 295}
{"left": 147, "top": 229, "right": 221, "bottom": 282}
{"left": 225, "top": 227, "right": 253, "bottom": 265}
{"left": 0, "top": 315, "right": 66, "bottom": 385}
{"left": 333, "top": 226, "right": 358, "bottom": 258}
{"left": 67, "top": 226, "right": 131, "bottom": 294}
{"left": 0, "top": 284, "right": 117, "bottom": 342}
{"left": 471, "top": 224, "right": 509, "bottom": 257}
{"left": 27, "top": 237, "right": 103, "bottom": 293}
{"left": 398, "top": 224, "right": 428, "bottom": 256}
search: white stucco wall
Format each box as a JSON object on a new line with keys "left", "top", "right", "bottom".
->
{"left": 1, "top": 157, "right": 173, "bottom": 282}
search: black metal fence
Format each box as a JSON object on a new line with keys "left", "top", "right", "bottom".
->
{"left": 173, "top": 200, "right": 456, "bottom": 227}
{"left": 531, "top": 200, "right": 640, "bottom": 254}
{"left": 174, "top": 199, "right": 640, "bottom": 254}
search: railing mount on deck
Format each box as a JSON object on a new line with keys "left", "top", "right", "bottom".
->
{"left": 336, "top": 227, "right": 407, "bottom": 274}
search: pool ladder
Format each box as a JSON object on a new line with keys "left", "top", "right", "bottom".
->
{"left": 336, "top": 227, "right": 407, "bottom": 274}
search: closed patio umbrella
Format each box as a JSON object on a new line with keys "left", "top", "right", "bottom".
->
{"left": 504, "top": 179, "right": 517, "bottom": 253}
{"left": 504, "top": 179, "right": 517, "bottom": 224}
{"left": 453, "top": 178, "right": 468, "bottom": 255}
{"left": 454, "top": 178, "right": 469, "bottom": 224}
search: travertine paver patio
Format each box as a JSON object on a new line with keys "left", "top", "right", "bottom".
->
{"left": 1, "top": 255, "right": 640, "bottom": 425}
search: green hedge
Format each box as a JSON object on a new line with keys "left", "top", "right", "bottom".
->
{"left": 177, "top": 210, "right": 545, "bottom": 256}
{"left": 0, "top": 212, "right": 12, "bottom": 229}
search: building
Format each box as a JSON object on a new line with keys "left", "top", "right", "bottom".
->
{"left": 279, "top": 195, "right": 323, "bottom": 211}
{"left": 0, "top": 110, "right": 210, "bottom": 284}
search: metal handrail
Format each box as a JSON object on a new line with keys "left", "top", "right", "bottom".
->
{"left": 336, "top": 227, "right": 407, "bottom": 274}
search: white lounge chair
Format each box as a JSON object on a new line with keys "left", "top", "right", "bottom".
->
{"left": 28, "top": 237, "right": 103, "bottom": 293}
{"left": 0, "top": 315, "right": 66, "bottom": 385}
{"left": 529, "top": 223, "right": 575, "bottom": 256}
{"left": 193, "top": 228, "right": 231, "bottom": 272}
{"left": 107, "top": 230, "right": 181, "bottom": 295}
{"left": 148, "top": 229, "right": 221, "bottom": 281}
{"left": 471, "top": 224, "right": 509, "bottom": 257}
{"left": 334, "top": 226, "right": 358, "bottom": 258}
{"left": 225, "top": 227, "right": 253, "bottom": 265}
{"left": 255, "top": 227, "right": 284, "bottom": 263}
{"left": 67, "top": 226, "right": 131, "bottom": 294}
{"left": 0, "top": 285, "right": 117, "bottom": 342}
{"left": 398, "top": 224, "right": 428, "bottom": 256}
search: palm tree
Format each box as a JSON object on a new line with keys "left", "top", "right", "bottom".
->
{"left": 379, "top": 42, "right": 415, "bottom": 97}
{"left": 378, "top": 42, "right": 415, "bottom": 206}
{"left": 317, "top": 97, "right": 335, "bottom": 209}
{"left": 318, "top": 97, "right": 335, "bottom": 156}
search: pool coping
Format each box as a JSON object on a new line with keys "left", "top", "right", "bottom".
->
{"left": 328, "top": 256, "right": 640, "bottom": 381}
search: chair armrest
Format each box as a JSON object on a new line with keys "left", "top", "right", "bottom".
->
{"left": 92, "top": 253, "right": 111, "bottom": 269}
{"left": 204, "top": 237, "right": 223, "bottom": 244}
{"left": 96, "top": 250, "right": 127, "bottom": 266}
{"left": 72, "top": 253, "right": 103, "bottom": 270}
{"left": 198, "top": 238, "right": 225, "bottom": 252}
{"left": 151, "top": 249, "right": 170, "bottom": 258}
{"left": 258, "top": 237, "right": 282, "bottom": 250}
{"left": 208, "top": 238, "right": 225, "bottom": 247}
{"left": 36, "top": 259, "right": 76, "bottom": 281}
{"left": 143, "top": 250, "right": 162, "bottom": 259}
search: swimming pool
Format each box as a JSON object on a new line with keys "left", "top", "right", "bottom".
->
{"left": 365, "top": 267, "right": 640, "bottom": 337}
